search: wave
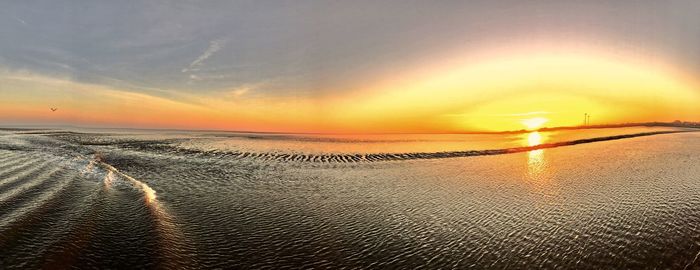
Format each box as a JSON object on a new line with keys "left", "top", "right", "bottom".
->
{"left": 94, "top": 159, "right": 157, "bottom": 203}
{"left": 116, "top": 130, "right": 690, "bottom": 163}
{"left": 0, "top": 135, "right": 193, "bottom": 268}
{"left": 89, "top": 155, "right": 193, "bottom": 268}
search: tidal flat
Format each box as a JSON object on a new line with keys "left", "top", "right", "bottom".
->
{"left": 0, "top": 127, "right": 698, "bottom": 269}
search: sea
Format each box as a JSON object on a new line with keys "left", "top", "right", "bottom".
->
{"left": 0, "top": 126, "right": 698, "bottom": 269}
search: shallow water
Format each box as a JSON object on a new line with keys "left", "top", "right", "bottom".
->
{"left": 0, "top": 127, "right": 699, "bottom": 269}
{"left": 175, "top": 126, "right": 681, "bottom": 154}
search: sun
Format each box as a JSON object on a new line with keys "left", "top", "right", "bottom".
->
{"left": 521, "top": 117, "right": 549, "bottom": 130}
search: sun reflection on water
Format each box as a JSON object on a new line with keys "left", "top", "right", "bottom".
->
{"left": 524, "top": 132, "right": 546, "bottom": 177}
{"left": 527, "top": 132, "right": 542, "bottom": 147}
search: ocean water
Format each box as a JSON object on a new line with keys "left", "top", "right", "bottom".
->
{"left": 0, "top": 127, "right": 699, "bottom": 269}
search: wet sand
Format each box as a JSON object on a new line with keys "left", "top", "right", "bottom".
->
{"left": 0, "top": 128, "right": 699, "bottom": 269}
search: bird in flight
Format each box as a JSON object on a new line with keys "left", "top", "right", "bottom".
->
{"left": 50, "top": 108, "right": 58, "bottom": 112}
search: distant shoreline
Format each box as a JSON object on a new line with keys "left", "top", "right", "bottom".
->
{"left": 481, "top": 121, "right": 700, "bottom": 135}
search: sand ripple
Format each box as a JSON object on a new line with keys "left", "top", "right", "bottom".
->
{"left": 0, "top": 129, "right": 699, "bottom": 268}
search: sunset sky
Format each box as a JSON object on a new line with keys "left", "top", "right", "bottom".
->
{"left": 1, "top": 1, "right": 699, "bottom": 133}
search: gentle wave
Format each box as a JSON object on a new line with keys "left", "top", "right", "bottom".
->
{"left": 113, "top": 130, "right": 689, "bottom": 163}
{"left": 0, "top": 136, "right": 193, "bottom": 269}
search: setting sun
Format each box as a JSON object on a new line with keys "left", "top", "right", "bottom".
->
{"left": 522, "top": 117, "right": 549, "bottom": 130}
{"left": 2, "top": 2, "right": 700, "bottom": 269}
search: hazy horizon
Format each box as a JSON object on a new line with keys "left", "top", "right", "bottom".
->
{"left": 1, "top": 119, "right": 698, "bottom": 135}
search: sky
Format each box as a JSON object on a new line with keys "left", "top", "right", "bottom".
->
{"left": 1, "top": 0, "right": 699, "bottom": 133}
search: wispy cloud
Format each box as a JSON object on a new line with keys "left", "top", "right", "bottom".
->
{"left": 13, "top": 16, "right": 27, "bottom": 26}
{"left": 442, "top": 111, "right": 553, "bottom": 118}
{"left": 222, "top": 81, "right": 271, "bottom": 100}
{"left": 491, "top": 111, "right": 552, "bottom": 117}
{"left": 229, "top": 87, "right": 250, "bottom": 98}
{"left": 1, "top": 70, "right": 207, "bottom": 109}
{"left": 188, "top": 73, "right": 233, "bottom": 82}
{"left": 182, "top": 40, "right": 224, "bottom": 73}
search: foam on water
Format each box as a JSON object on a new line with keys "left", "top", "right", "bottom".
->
{"left": 95, "top": 160, "right": 158, "bottom": 204}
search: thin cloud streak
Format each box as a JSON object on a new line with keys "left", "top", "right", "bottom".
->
{"left": 182, "top": 40, "right": 224, "bottom": 73}
{"left": 442, "top": 111, "right": 552, "bottom": 118}
{"left": 492, "top": 111, "right": 553, "bottom": 117}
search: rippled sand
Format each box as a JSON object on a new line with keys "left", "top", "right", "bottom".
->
{"left": 0, "top": 128, "right": 699, "bottom": 269}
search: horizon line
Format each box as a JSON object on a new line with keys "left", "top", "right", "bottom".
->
{"left": 1, "top": 120, "right": 699, "bottom": 135}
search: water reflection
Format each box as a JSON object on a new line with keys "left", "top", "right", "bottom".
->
{"left": 524, "top": 132, "right": 545, "bottom": 176}
{"left": 527, "top": 132, "right": 543, "bottom": 147}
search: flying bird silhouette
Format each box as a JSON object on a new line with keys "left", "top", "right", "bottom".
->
{"left": 50, "top": 108, "right": 58, "bottom": 112}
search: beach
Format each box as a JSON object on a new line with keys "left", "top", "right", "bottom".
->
{"left": 0, "top": 127, "right": 699, "bottom": 269}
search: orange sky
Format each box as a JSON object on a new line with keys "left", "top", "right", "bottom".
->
{"left": 2, "top": 2, "right": 700, "bottom": 133}
{"left": 1, "top": 45, "right": 699, "bottom": 133}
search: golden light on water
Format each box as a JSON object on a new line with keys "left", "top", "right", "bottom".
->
{"left": 139, "top": 182, "right": 158, "bottom": 204}
{"left": 103, "top": 170, "right": 115, "bottom": 190}
{"left": 525, "top": 131, "right": 546, "bottom": 178}
{"left": 527, "top": 132, "right": 543, "bottom": 147}
{"left": 93, "top": 157, "right": 189, "bottom": 265}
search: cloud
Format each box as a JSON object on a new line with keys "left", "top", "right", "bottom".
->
{"left": 188, "top": 73, "right": 233, "bottom": 82}
{"left": 492, "top": 111, "right": 553, "bottom": 117}
{"left": 229, "top": 87, "right": 249, "bottom": 98}
{"left": 13, "top": 16, "right": 27, "bottom": 26}
{"left": 0, "top": 69, "right": 208, "bottom": 109}
{"left": 222, "top": 82, "right": 271, "bottom": 99}
{"left": 181, "top": 39, "right": 224, "bottom": 73}
{"left": 442, "top": 111, "right": 553, "bottom": 118}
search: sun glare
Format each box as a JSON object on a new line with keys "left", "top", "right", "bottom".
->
{"left": 521, "top": 117, "right": 549, "bottom": 130}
